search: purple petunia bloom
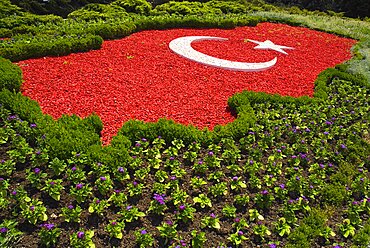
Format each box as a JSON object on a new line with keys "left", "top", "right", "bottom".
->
{"left": 208, "top": 151, "right": 214, "bottom": 156}
{"left": 30, "top": 206, "right": 35, "bottom": 211}
{"left": 71, "top": 166, "right": 77, "bottom": 171}
{"left": 100, "top": 176, "right": 106, "bottom": 181}
{"left": 118, "top": 167, "right": 124, "bottom": 173}
{"left": 234, "top": 218, "right": 240, "bottom": 223}
{"left": 140, "top": 229, "right": 147, "bottom": 235}
{"left": 68, "top": 205, "right": 74, "bottom": 209}
{"left": 0, "top": 227, "right": 8, "bottom": 233}
{"left": 232, "top": 176, "right": 238, "bottom": 181}
{"left": 153, "top": 193, "right": 166, "bottom": 205}
{"left": 133, "top": 181, "right": 138, "bottom": 186}
{"left": 238, "top": 231, "right": 243, "bottom": 236}
{"left": 170, "top": 176, "right": 177, "bottom": 180}
{"left": 340, "top": 144, "right": 346, "bottom": 149}
{"left": 76, "top": 183, "right": 83, "bottom": 189}
{"left": 261, "top": 190, "right": 269, "bottom": 195}
{"left": 210, "top": 213, "right": 216, "bottom": 218}
{"left": 179, "top": 205, "right": 186, "bottom": 211}
{"left": 50, "top": 181, "right": 55, "bottom": 185}
{"left": 77, "top": 231, "right": 84, "bottom": 239}
{"left": 126, "top": 205, "right": 132, "bottom": 210}
{"left": 279, "top": 184, "right": 285, "bottom": 189}
{"left": 324, "top": 131, "right": 329, "bottom": 135}
{"left": 170, "top": 157, "right": 174, "bottom": 161}
{"left": 111, "top": 221, "right": 117, "bottom": 225}
{"left": 30, "top": 123, "right": 37, "bottom": 128}
{"left": 41, "top": 223, "right": 55, "bottom": 230}
{"left": 269, "top": 244, "right": 277, "bottom": 248}
{"left": 34, "top": 168, "right": 41, "bottom": 174}
{"left": 11, "top": 190, "right": 17, "bottom": 195}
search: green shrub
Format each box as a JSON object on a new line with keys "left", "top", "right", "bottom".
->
{"left": 0, "top": 34, "right": 103, "bottom": 61}
{"left": 353, "top": 221, "right": 370, "bottom": 246}
{"left": 0, "top": 56, "right": 22, "bottom": 92}
{"left": 319, "top": 184, "right": 348, "bottom": 206}
{"left": 112, "top": 0, "right": 152, "bottom": 14}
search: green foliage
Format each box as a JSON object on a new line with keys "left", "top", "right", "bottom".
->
{"left": 0, "top": 57, "right": 22, "bottom": 92}
{"left": 0, "top": 33, "right": 103, "bottom": 61}
{"left": 113, "top": 0, "right": 152, "bottom": 14}
{"left": 319, "top": 183, "right": 348, "bottom": 206}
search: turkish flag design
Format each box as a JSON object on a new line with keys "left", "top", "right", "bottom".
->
{"left": 19, "top": 23, "right": 356, "bottom": 144}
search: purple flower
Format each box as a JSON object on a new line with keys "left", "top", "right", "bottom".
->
{"left": 133, "top": 181, "right": 138, "bottom": 186}
{"left": 50, "top": 181, "right": 55, "bottom": 185}
{"left": 340, "top": 144, "right": 346, "bottom": 149}
{"left": 100, "top": 176, "right": 106, "bottom": 181}
{"left": 68, "top": 205, "right": 74, "bottom": 209}
{"left": 170, "top": 157, "right": 174, "bottom": 161}
{"left": 76, "top": 183, "right": 83, "bottom": 189}
{"left": 325, "top": 121, "right": 332, "bottom": 125}
{"left": 332, "top": 246, "right": 341, "bottom": 248}
{"left": 36, "top": 150, "right": 41, "bottom": 155}
{"left": 279, "top": 184, "right": 285, "bottom": 189}
{"left": 118, "top": 167, "right": 124, "bottom": 173}
{"left": 249, "top": 160, "right": 254, "bottom": 165}
{"left": 30, "top": 123, "right": 37, "bottom": 128}
{"left": 141, "top": 138, "right": 147, "bottom": 142}
{"left": 34, "top": 168, "right": 41, "bottom": 174}
{"left": 126, "top": 205, "right": 132, "bottom": 210}
{"left": 71, "top": 166, "right": 77, "bottom": 171}
{"left": 324, "top": 131, "right": 329, "bottom": 135}
{"left": 296, "top": 176, "right": 300, "bottom": 181}
{"left": 210, "top": 213, "right": 216, "bottom": 218}
{"left": 140, "top": 229, "right": 147, "bottom": 235}
{"left": 261, "top": 190, "right": 269, "bottom": 195}
{"left": 30, "top": 206, "right": 35, "bottom": 211}
{"left": 276, "top": 149, "right": 281, "bottom": 153}
{"left": 153, "top": 193, "right": 166, "bottom": 205}
{"left": 111, "top": 221, "right": 117, "bottom": 225}
{"left": 269, "top": 244, "right": 277, "bottom": 248}
{"left": 170, "top": 176, "right": 177, "bottom": 180}
{"left": 166, "top": 220, "right": 173, "bottom": 225}
{"left": 198, "top": 160, "right": 203, "bottom": 165}
{"left": 41, "top": 223, "right": 55, "bottom": 230}
{"left": 291, "top": 155, "right": 297, "bottom": 159}
{"left": 234, "top": 218, "right": 240, "bottom": 223}
{"left": 179, "top": 205, "right": 186, "bottom": 211}
{"left": 232, "top": 176, "right": 238, "bottom": 181}
{"left": 96, "top": 199, "right": 100, "bottom": 204}
{"left": 208, "top": 151, "right": 214, "bottom": 156}
{"left": 238, "top": 231, "right": 243, "bottom": 236}
{"left": 135, "top": 142, "right": 141, "bottom": 147}
{"left": 0, "top": 227, "right": 8, "bottom": 233}
{"left": 11, "top": 190, "right": 17, "bottom": 196}
{"left": 77, "top": 231, "right": 84, "bottom": 239}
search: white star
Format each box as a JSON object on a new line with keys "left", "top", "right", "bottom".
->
{"left": 247, "top": 39, "right": 294, "bottom": 55}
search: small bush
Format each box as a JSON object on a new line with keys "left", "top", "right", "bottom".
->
{"left": 0, "top": 56, "right": 22, "bottom": 92}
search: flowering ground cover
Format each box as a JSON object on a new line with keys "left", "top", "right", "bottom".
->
{"left": 18, "top": 23, "right": 356, "bottom": 144}
{"left": 1, "top": 75, "right": 369, "bottom": 247}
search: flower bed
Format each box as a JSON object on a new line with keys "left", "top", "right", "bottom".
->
{"left": 18, "top": 22, "right": 356, "bottom": 144}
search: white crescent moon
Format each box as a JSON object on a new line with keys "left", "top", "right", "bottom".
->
{"left": 169, "top": 36, "right": 277, "bottom": 72}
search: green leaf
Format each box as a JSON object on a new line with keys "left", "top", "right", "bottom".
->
{"left": 116, "top": 232, "right": 123, "bottom": 239}
{"left": 88, "top": 206, "right": 94, "bottom": 213}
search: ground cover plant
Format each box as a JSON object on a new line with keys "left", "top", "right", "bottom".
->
{"left": 0, "top": 0, "right": 370, "bottom": 247}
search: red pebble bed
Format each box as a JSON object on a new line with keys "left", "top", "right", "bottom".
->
{"left": 18, "top": 22, "right": 356, "bottom": 144}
